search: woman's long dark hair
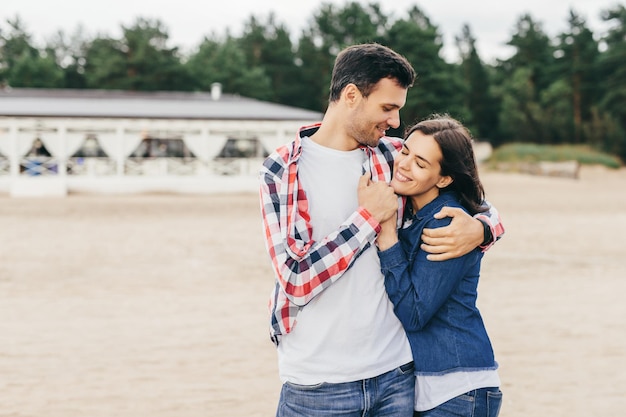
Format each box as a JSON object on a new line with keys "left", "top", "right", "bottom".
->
{"left": 404, "top": 114, "right": 487, "bottom": 215}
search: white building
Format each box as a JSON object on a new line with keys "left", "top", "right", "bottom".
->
{"left": 0, "top": 86, "right": 322, "bottom": 197}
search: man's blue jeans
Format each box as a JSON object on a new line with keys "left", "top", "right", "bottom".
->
{"left": 276, "top": 362, "right": 415, "bottom": 417}
{"left": 415, "top": 387, "right": 503, "bottom": 417}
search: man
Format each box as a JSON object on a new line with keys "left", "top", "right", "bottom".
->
{"left": 259, "top": 43, "right": 503, "bottom": 417}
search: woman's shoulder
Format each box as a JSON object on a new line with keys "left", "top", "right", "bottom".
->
{"left": 422, "top": 193, "right": 467, "bottom": 227}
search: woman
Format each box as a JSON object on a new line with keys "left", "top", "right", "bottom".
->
{"left": 375, "top": 114, "right": 503, "bottom": 417}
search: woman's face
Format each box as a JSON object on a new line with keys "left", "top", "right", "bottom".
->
{"left": 390, "top": 130, "right": 451, "bottom": 209}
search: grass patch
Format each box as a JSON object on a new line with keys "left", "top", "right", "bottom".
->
{"left": 489, "top": 143, "right": 622, "bottom": 169}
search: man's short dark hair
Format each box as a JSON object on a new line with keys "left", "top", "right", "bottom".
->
{"left": 329, "top": 43, "right": 416, "bottom": 102}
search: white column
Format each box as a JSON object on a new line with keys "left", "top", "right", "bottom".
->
{"left": 9, "top": 121, "right": 19, "bottom": 177}
{"left": 200, "top": 127, "right": 210, "bottom": 176}
{"left": 57, "top": 123, "right": 67, "bottom": 178}
{"left": 116, "top": 126, "right": 125, "bottom": 176}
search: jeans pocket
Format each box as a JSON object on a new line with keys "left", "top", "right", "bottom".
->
{"left": 486, "top": 389, "right": 503, "bottom": 417}
{"left": 398, "top": 361, "right": 415, "bottom": 375}
{"left": 283, "top": 381, "right": 325, "bottom": 391}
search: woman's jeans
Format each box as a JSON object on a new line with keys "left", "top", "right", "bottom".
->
{"left": 415, "top": 387, "right": 503, "bottom": 417}
{"left": 276, "top": 362, "right": 415, "bottom": 417}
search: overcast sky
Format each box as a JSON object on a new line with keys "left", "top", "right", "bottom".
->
{"left": 1, "top": 0, "right": 620, "bottom": 63}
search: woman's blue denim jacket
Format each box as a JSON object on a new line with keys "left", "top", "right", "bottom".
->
{"left": 378, "top": 191, "right": 498, "bottom": 376}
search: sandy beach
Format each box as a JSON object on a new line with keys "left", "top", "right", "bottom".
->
{"left": 0, "top": 166, "right": 625, "bottom": 416}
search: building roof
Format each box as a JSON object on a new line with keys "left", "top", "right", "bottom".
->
{"left": 0, "top": 88, "right": 323, "bottom": 121}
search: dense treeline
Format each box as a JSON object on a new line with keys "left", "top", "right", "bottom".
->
{"left": 1, "top": 2, "right": 625, "bottom": 161}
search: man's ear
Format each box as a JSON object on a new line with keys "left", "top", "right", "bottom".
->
{"left": 437, "top": 175, "right": 453, "bottom": 189}
{"left": 342, "top": 83, "right": 361, "bottom": 106}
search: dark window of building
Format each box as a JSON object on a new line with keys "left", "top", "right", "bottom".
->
{"left": 25, "top": 138, "right": 52, "bottom": 157}
{"left": 130, "top": 137, "right": 196, "bottom": 158}
{"left": 72, "top": 135, "right": 109, "bottom": 157}
{"left": 216, "top": 138, "right": 268, "bottom": 158}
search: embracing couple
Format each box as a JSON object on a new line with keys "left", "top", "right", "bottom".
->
{"left": 259, "top": 43, "right": 505, "bottom": 417}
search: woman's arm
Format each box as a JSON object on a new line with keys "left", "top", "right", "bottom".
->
{"left": 375, "top": 215, "right": 398, "bottom": 251}
{"left": 379, "top": 219, "right": 480, "bottom": 331}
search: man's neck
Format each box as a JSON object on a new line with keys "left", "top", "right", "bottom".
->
{"left": 310, "top": 114, "right": 358, "bottom": 151}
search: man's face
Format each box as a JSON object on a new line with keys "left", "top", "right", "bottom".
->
{"left": 347, "top": 77, "right": 407, "bottom": 148}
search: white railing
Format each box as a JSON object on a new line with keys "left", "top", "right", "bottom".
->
{"left": 67, "top": 157, "right": 117, "bottom": 176}
{"left": 125, "top": 158, "right": 204, "bottom": 176}
{"left": 124, "top": 157, "right": 263, "bottom": 176}
{"left": 211, "top": 158, "right": 264, "bottom": 176}
{"left": 10, "top": 157, "right": 264, "bottom": 177}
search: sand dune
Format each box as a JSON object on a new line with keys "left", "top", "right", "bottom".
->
{"left": 0, "top": 166, "right": 624, "bottom": 416}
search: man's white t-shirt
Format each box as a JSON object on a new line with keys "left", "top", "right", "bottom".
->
{"left": 277, "top": 136, "right": 412, "bottom": 385}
